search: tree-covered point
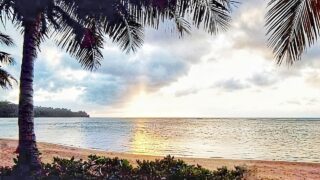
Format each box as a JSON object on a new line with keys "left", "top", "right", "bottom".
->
{"left": 0, "top": 101, "right": 89, "bottom": 117}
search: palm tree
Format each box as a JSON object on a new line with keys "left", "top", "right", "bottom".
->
{"left": 0, "top": 32, "right": 16, "bottom": 89}
{"left": 266, "top": 0, "right": 320, "bottom": 64}
{"left": 0, "top": 0, "right": 234, "bottom": 176}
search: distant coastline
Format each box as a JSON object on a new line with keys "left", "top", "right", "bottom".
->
{"left": 0, "top": 101, "right": 89, "bottom": 118}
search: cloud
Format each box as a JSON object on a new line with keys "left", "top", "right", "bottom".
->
{"left": 283, "top": 98, "right": 319, "bottom": 106}
{"left": 247, "top": 72, "right": 278, "bottom": 87}
{"left": 174, "top": 88, "right": 199, "bottom": 97}
{"left": 34, "top": 87, "right": 85, "bottom": 102}
{"left": 305, "top": 71, "right": 320, "bottom": 88}
{"left": 79, "top": 45, "right": 191, "bottom": 105}
{"left": 285, "top": 100, "right": 301, "bottom": 106}
{"left": 82, "top": 75, "right": 125, "bottom": 105}
{"left": 228, "top": 0, "right": 271, "bottom": 58}
{"left": 306, "top": 98, "right": 319, "bottom": 105}
{"left": 15, "top": 30, "right": 209, "bottom": 108}
{"left": 214, "top": 78, "right": 249, "bottom": 92}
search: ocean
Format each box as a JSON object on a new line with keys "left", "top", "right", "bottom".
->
{"left": 0, "top": 118, "right": 319, "bottom": 162}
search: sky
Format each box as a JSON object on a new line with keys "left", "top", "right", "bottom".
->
{"left": 1, "top": 0, "right": 320, "bottom": 117}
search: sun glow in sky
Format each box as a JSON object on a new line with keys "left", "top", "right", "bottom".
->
{"left": 126, "top": 89, "right": 152, "bottom": 117}
{"left": 2, "top": 0, "right": 320, "bottom": 117}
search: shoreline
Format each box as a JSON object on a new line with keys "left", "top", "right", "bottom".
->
{"left": 1, "top": 139, "right": 320, "bottom": 179}
{"left": 3, "top": 138, "right": 319, "bottom": 165}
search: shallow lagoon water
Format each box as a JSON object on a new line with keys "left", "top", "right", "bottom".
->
{"left": 0, "top": 118, "right": 320, "bottom": 162}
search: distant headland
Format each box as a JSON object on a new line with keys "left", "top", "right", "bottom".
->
{"left": 0, "top": 101, "right": 89, "bottom": 118}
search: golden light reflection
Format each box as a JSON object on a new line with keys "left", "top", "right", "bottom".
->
{"left": 129, "top": 119, "right": 170, "bottom": 156}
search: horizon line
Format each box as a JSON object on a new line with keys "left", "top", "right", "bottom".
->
{"left": 88, "top": 116, "right": 320, "bottom": 119}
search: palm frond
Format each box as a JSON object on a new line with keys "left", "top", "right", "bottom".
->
{"left": 0, "top": 31, "right": 14, "bottom": 45}
{"left": 0, "top": 0, "right": 236, "bottom": 71}
{"left": 126, "top": 0, "right": 234, "bottom": 34}
{"left": 0, "top": 30, "right": 14, "bottom": 65}
{"left": 189, "top": 0, "right": 232, "bottom": 34}
{"left": 56, "top": 0, "right": 233, "bottom": 55}
{"left": 0, "top": 30, "right": 15, "bottom": 89}
{"left": 70, "top": 0, "right": 145, "bottom": 53}
{"left": 171, "top": 11, "right": 191, "bottom": 36}
{"left": 266, "top": 0, "right": 320, "bottom": 64}
{"left": 104, "top": 9, "right": 144, "bottom": 53}
{"left": 0, "top": 51, "right": 14, "bottom": 64}
{"left": 112, "top": 17, "right": 144, "bottom": 53}
{"left": 0, "top": 68, "right": 17, "bottom": 89}
{"left": 53, "top": 5, "right": 103, "bottom": 70}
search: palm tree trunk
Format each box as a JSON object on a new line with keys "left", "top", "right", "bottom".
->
{"left": 17, "top": 17, "right": 41, "bottom": 176}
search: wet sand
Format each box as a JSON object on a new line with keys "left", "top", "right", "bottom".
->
{"left": 1, "top": 139, "right": 320, "bottom": 179}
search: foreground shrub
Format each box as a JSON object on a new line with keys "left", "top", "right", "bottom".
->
{"left": 0, "top": 155, "right": 246, "bottom": 179}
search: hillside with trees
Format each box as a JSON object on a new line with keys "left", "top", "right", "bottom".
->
{"left": 0, "top": 101, "right": 89, "bottom": 117}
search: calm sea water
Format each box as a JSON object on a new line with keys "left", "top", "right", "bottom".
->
{"left": 0, "top": 118, "right": 320, "bottom": 162}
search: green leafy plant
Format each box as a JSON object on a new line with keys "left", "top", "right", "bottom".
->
{"left": 0, "top": 155, "right": 246, "bottom": 180}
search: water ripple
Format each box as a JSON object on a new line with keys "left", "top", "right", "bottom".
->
{"left": 0, "top": 118, "right": 320, "bottom": 162}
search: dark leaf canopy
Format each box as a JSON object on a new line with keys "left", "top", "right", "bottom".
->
{"left": 0, "top": 0, "right": 235, "bottom": 70}
{"left": 266, "top": 0, "right": 320, "bottom": 64}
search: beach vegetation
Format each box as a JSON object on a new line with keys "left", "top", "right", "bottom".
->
{"left": 0, "top": 155, "right": 246, "bottom": 179}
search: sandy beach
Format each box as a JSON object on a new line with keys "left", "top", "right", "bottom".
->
{"left": 0, "top": 139, "right": 319, "bottom": 180}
